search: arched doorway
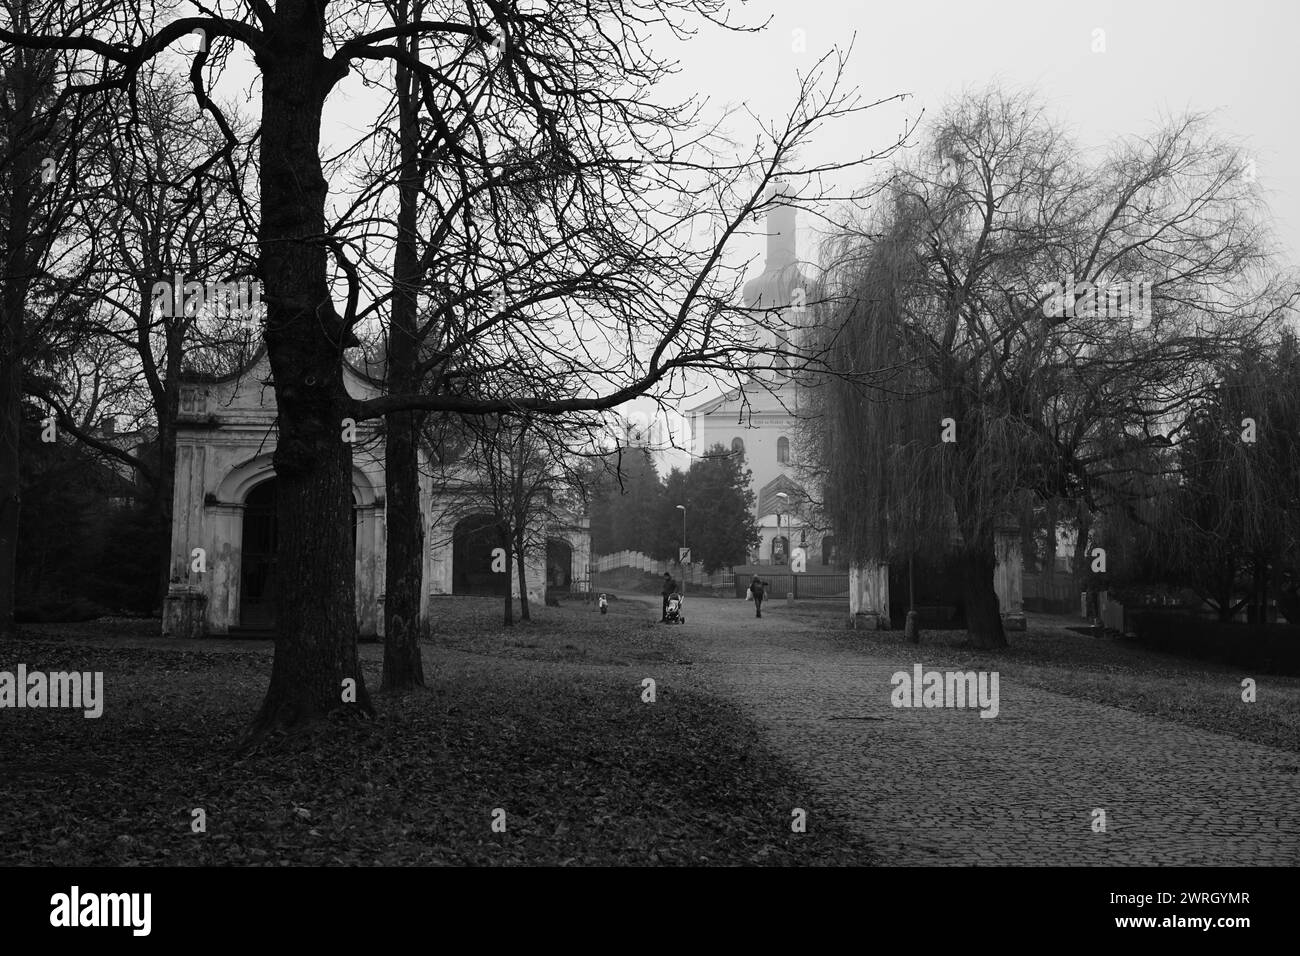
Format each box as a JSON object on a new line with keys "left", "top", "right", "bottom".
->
{"left": 239, "top": 478, "right": 361, "bottom": 627}
{"left": 546, "top": 538, "right": 573, "bottom": 591}
{"left": 453, "top": 513, "right": 507, "bottom": 595}
{"left": 240, "top": 479, "right": 278, "bottom": 626}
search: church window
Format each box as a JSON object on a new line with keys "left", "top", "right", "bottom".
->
{"left": 732, "top": 437, "right": 744, "bottom": 455}
{"left": 777, "top": 436, "right": 790, "bottom": 463}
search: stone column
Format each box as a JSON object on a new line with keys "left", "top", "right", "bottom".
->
{"left": 374, "top": 500, "right": 388, "bottom": 638}
{"left": 848, "top": 560, "right": 890, "bottom": 630}
{"left": 355, "top": 503, "right": 380, "bottom": 638}
{"left": 207, "top": 503, "right": 243, "bottom": 633}
{"left": 164, "top": 441, "right": 210, "bottom": 637}
{"left": 168, "top": 442, "right": 206, "bottom": 583}
{"left": 994, "top": 527, "right": 1026, "bottom": 631}
{"left": 425, "top": 505, "right": 454, "bottom": 600}
{"left": 518, "top": 517, "right": 546, "bottom": 604}
{"left": 569, "top": 521, "right": 592, "bottom": 594}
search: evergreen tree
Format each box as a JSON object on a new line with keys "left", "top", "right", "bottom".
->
{"left": 678, "top": 443, "right": 759, "bottom": 573}
{"left": 589, "top": 447, "right": 664, "bottom": 555}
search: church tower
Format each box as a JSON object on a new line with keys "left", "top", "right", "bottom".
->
{"left": 684, "top": 181, "right": 817, "bottom": 568}
{"left": 741, "top": 183, "right": 810, "bottom": 371}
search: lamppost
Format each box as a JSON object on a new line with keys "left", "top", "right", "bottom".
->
{"left": 775, "top": 492, "right": 788, "bottom": 564}
{"left": 675, "top": 504, "right": 686, "bottom": 597}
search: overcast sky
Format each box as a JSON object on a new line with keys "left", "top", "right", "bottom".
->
{"left": 658, "top": 0, "right": 1299, "bottom": 265}
{"left": 632, "top": 0, "right": 1300, "bottom": 470}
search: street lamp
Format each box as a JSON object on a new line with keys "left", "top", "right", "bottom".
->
{"left": 775, "top": 492, "right": 788, "bottom": 564}
{"left": 675, "top": 504, "right": 686, "bottom": 597}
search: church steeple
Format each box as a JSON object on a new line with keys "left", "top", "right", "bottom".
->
{"left": 743, "top": 183, "right": 802, "bottom": 310}
{"left": 742, "top": 183, "right": 808, "bottom": 385}
{"left": 765, "top": 183, "right": 797, "bottom": 270}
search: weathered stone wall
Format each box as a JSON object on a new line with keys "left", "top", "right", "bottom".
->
{"left": 166, "top": 351, "right": 593, "bottom": 636}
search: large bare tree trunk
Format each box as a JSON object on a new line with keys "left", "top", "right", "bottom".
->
{"left": 0, "top": 298, "right": 22, "bottom": 639}
{"left": 499, "top": 524, "right": 514, "bottom": 626}
{"left": 1072, "top": 499, "right": 1092, "bottom": 620}
{"left": 151, "top": 407, "right": 177, "bottom": 610}
{"left": 381, "top": 2, "right": 426, "bottom": 691}
{"left": 958, "top": 547, "right": 1006, "bottom": 648}
{"left": 245, "top": 8, "right": 371, "bottom": 741}
{"left": 953, "top": 490, "right": 1007, "bottom": 649}
{"left": 0, "top": 51, "right": 38, "bottom": 640}
{"left": 1043, "top": 495, "right": 1058, "bottom": 604}
{"left": 382, "top": 406, "right": 425, "bottom": 689}
{"left": 514, "top": 523, "right": 530, "bottom": 621}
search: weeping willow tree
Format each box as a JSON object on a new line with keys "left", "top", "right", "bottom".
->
{"left": 814, "top": 197, "right": 1050, "bottom": 647}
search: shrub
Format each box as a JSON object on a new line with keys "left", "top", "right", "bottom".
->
{"left": 1129, "top": 611, "right": 1300, "bottom": 675}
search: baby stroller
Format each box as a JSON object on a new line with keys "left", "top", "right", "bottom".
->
{"left": 663, "top": 592, "right": 685, "bottom": 624}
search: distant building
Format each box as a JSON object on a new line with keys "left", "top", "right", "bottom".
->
{"left": 684, "top": 184, "right": 829, "bottom": 566}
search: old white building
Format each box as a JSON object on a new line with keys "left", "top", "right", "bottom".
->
{"left": 162, "top": 348, "right": 590, "bottom": 638}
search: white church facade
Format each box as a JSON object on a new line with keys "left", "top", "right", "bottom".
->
{"left": 161, "top": 348, "right": 590, "bottom": 639}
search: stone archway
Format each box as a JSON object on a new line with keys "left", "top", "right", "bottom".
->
{"left": 235, "top": 477, "right": 364, "bottom": 630}
{"left": 546, "top": 538, "right": 573, "bottom": 591}
{"left": 239, "top": 478, "right": 279, "bottom": 627}
{"left": 206, "top": 455, "right": 380, "bottom": 634}
{"left": 452, "top": 513, "right": 507, "bottom": 595}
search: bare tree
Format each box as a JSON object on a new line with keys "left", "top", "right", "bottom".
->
{"left": 0, "top": 0, "right": 113, "bottom": 637}
{"left": 813, "top": 85, "right": 1290, "bottom": 647}
{"left": 24, "top": 65, "right": 259, "bottom": 608}
{"left": 2, "top": 1, "right": 904, "bottom": 742}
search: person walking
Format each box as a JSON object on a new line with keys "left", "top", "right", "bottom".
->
{"left": 661, "top": 572, "right": 676, "bottom": 622}
{"left": 749, "top": 574, "right": 768, "bottom": 618}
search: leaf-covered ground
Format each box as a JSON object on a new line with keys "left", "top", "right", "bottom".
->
{"left": 0, "top": 598, "right": 876, "bottom": 865}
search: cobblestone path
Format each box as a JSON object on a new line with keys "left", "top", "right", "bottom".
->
{"left": 666, "top": 598, "right": 1300, "bottom": 865}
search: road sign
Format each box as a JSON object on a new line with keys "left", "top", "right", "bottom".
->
{"left": 679, "top": 548, "right": 691, "bottom": 564}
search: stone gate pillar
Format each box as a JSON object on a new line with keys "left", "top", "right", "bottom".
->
{"left": 164, "top": 441, "right": 209, "bottom": 639}
{"left": 994, "top": 527, "right": 1026, "bottom": 631}
{"left": 848, "top": 560, "right": 890, "bottom": 630}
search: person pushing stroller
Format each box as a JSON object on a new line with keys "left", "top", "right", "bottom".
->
{"left": 661, "top": 572, "right": 677, "bottom": 622}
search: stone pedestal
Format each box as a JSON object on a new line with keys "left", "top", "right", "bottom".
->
{"left": 848, "top": 561, "right": 889, "bottom": 630}
{"left": 994, "top": 528, "right": 1026, "bottom": 631}
{"left": 162, "top": 585, "right": 208, "bottom": 639}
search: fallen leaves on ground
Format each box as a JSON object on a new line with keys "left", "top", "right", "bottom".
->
{"left": 0, "top": 603, "right": 875, "bottom": 866}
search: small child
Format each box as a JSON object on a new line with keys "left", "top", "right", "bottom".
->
{"left": 599, "top": 593, "right": 608, "bottom": 615}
